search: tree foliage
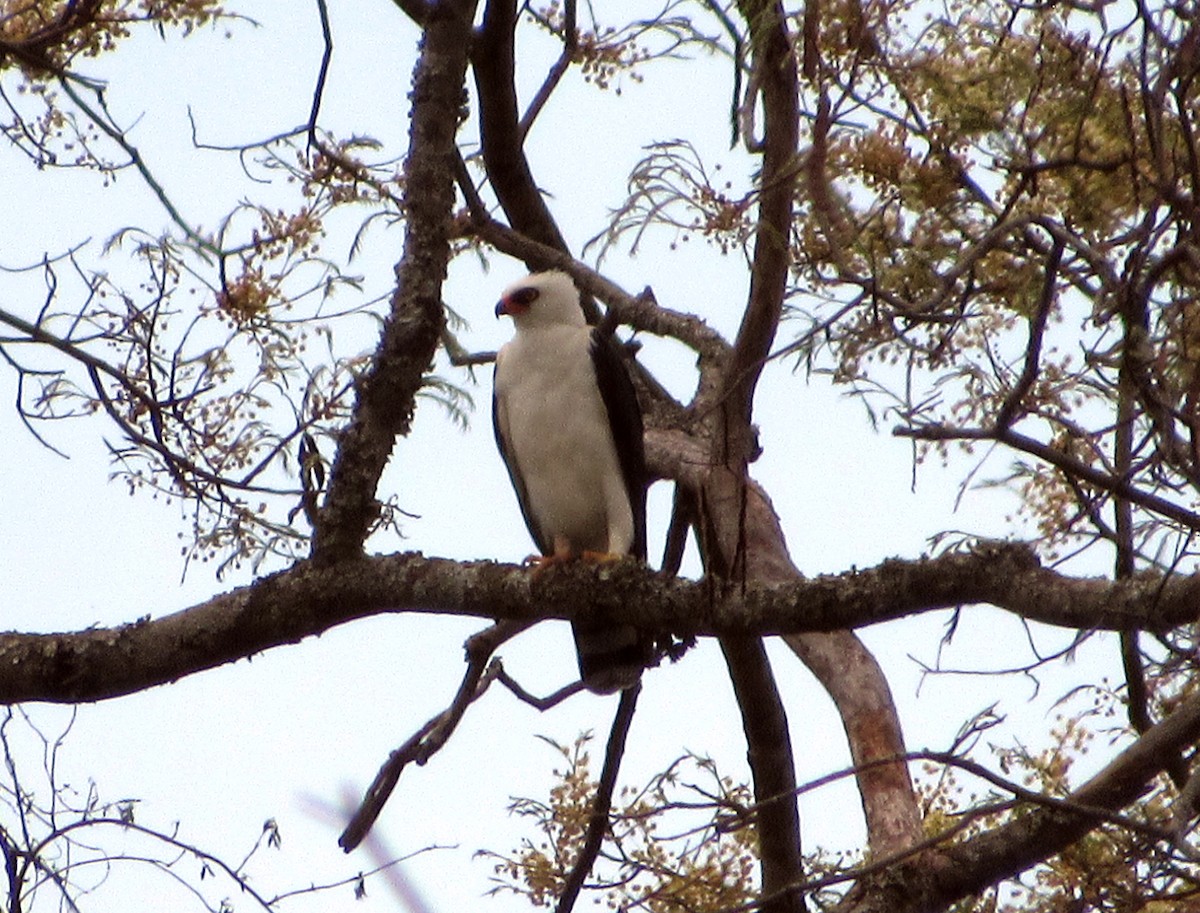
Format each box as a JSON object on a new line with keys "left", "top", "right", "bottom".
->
{"left": 7, "top": 0, "right": 1200, "bottom": 912}
{"left": 486, "top": 736, "right": 761, "bottom": 913}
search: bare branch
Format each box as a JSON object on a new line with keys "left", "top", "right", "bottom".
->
{"left": 519, "top": 0, "right": 576, "bottom": 139}
{"left": 468, "top": 216, "right": 731, "bottom": 378}
{"left": 897, "top": 423, "right": 1200, "bottom": 533}
{"left": 339, "top": 620, "right": 529, "bottom": 851}
{"left": 311, "top": 0, "right": 478, "bottom": 562}
{"left": 472, "top": 0, "right": 572, "bottom": 262}
{"left": 994, "top": 238, "right": 1064, "bottom": 431}
{"left": 786, "top": 630, "right": 923, "bottom": 858}
{"left": 554, "top": 684, "right": 640, "bottom": 913}
{"left": 7, "top": 541, "right": 1200, "bottom": 704}
{"left": 720, "top": 636, "right": 804, "bottom": 913}
{"left": 719, "top": 0, "right": 799, "bottom": 450}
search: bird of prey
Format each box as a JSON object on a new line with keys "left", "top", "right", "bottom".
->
{"left": 492, "top": 270, "right": 650, "bottom": 693}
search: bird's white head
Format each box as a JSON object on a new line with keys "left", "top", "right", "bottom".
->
{"left": 495, "top": 271, "right": 586, "bottom": 330}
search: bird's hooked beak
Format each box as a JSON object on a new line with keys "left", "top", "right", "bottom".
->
{"left": 495, "top": 295, "right": 526, "bottom": 318}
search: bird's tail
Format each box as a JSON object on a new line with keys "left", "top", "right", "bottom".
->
{"left": 572, "top": 621, "right": 651, "bottom": 694}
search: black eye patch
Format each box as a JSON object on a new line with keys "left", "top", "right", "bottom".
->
{"left": 512, "top": 287, "right": 540, "bottom": 306}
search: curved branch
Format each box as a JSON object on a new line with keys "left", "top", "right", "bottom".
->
{"left": 994, "top": 238, "right": 1063, "bottom": 430}
{"left": 785, "top": 630, "right": 922, "bottom": 858}
{"left": 472, "top": 0, "right": 571, "bottom": 257}
{"left": 837, "top": 688, "right": 1200, "bottom": 913}
{"left": 720, "top": 0, "right": 799, "bottom": 449}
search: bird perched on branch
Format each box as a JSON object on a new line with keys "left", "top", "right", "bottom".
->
{"left": 492, "top": 270, "right": 651, "bottom": 693}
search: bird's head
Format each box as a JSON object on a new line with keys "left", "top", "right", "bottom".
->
{"left": 495, "top": 271, "right": 586, "bottom": 329}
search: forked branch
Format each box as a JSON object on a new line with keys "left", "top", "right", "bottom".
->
{"left": 340, "top": 620, "right": 528, "bottom": 851}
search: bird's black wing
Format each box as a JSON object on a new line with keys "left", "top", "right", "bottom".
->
{"left": 492, "top": 364, "right": 553, "bottom": 556}
{"left": 590, "top": 328, "right": 648, "bottom": 561}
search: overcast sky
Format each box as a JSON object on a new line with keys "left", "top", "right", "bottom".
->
{"left": 0, "top": 2, "right": 1118, "bottom": 910}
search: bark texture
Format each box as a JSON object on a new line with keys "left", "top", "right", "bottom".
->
{"left": 311, "top": 0, "right": 477, "bottom": 563}
{"left": 2, "top": 543, "right": 1191, "bottom": 704}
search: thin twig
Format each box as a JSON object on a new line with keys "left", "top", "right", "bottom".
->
{"left": 897, "top": 422, "right": 1200, "bottom": 533}
{"left": 518, "top": 0, "right": 577, "bottom": 140}
{"left": 995, "top": 238, "right": 1063, "bottom": 430}
{"left": 307, "top": 0, "right": 334, "bottom": 151}
{"left": 494, "top": 668, "right": 585, "bottom": 710}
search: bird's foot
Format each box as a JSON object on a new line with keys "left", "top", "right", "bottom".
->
{"left": 580, "top": 550, "right": 625, "bottom": 564}
{"left": 524, "top": 551, "right": 571, "bottom": 579}
{"left": 524, "top": 542, "right": 624, "bottom": 578}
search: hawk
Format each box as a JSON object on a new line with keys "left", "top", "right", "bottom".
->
{"left": 492, "top": 271, "right": 650, "bottom": 693}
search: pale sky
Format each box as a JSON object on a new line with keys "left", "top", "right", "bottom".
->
{"left": 0, "top": 2, "right": 1118, "bottom": 910}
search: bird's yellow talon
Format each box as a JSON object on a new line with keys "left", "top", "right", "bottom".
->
{"left": 581, "top": 550, "right": 623, "bottom": 564}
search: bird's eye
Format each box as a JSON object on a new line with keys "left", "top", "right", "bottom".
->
{"left": 512, "top": 287, "right": 539, "bottom": 306}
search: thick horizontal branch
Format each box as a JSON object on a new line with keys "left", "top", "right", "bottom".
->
{"left": 1, "top": 541, "right": 1198, "bottom": 704}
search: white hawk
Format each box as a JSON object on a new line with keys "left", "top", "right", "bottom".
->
{"left": 492, "top": 271, "right": 650, "bottom": 693}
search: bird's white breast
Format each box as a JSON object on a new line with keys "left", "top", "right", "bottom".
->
{"left": 495, "top": 325, "right": 634, "bottom": 555}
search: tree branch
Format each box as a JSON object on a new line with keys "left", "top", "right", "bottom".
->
{"left": 837, "top": 688, "right": 1200, "bottom": 912}
{"left": 472, "top": 0, "right": 572, "bottom": 259}
{"left": 519, "top": 0, "right": 576, "bottom": 139}
{"left": 468, "top": 216, "right": 731, "bottom": 378}
{"left": 689, "top": 8, "right": 809, "bottom": 900}
{"left": 8, "top": 541, "right": 1200, "bottom": 705}
{"left": 311, "top": 0, "right": 478, "bottom": 562}
{"left": 994, "top": 238, "right": 1063, "bottom": 430}
{"left": 554, "top": 684, "right": 639, "bottom": 913}
{"left": 720, "top": 0, "right": 799, "bottom": 451}
{"left": 897, "top": 422, "right": 1200, "bottom": 533}
{"left": 721, "top": 636, "right": 805, "bottom": 913}
{"left": 338, "top": 620, "right": 529, "bottom": 851}
{"left": 785, "top": 630, "right": 923, "bottom": 858}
